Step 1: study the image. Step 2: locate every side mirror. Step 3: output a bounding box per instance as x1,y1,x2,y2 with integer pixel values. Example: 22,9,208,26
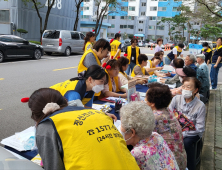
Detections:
23,41,29,45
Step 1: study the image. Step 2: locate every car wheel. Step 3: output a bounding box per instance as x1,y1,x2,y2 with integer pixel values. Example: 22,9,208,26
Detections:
64,47,71,56
33,49,42,60
0,51,4,63
45,52,52,55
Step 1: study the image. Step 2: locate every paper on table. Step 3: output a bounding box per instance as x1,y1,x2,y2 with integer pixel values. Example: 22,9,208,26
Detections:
106,97,127,103
162,65,175,72
139,92,146,97
114,120,121,130
92,104,104,110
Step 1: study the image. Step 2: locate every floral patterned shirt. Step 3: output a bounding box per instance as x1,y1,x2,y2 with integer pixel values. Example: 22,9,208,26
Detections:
153,108,187,170
131,132,179,170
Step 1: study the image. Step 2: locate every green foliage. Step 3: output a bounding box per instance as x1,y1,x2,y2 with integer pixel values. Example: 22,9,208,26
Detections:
29,41,41,45
200,24,222,40
17,29,28,34
146,39,150,42
128,34,134,39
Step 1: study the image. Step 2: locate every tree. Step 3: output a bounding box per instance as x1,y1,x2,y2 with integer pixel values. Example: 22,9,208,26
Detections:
128,34,134,39
73,0,84,31
17,29,28,37
21,0,56,41
157,18,174,40
200,24,222,40
93,0,123,38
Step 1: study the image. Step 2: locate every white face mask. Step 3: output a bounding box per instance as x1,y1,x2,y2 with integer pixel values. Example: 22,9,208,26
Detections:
182,89,193,99
179,76,183,83
92,81,104,93
119,37,121,41
117,125,132,142
203,47,207,50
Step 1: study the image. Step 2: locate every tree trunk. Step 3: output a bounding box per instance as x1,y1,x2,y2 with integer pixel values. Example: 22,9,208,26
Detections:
74,2,81,31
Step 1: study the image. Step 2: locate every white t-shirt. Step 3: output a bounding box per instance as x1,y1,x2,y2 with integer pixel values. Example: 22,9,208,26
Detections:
173,47,184,55
145,61,151,68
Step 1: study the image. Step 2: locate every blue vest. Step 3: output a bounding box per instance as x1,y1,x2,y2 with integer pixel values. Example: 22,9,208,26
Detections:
212,45,222,64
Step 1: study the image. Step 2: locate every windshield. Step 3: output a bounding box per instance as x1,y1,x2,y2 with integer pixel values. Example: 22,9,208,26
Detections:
43,30,60,39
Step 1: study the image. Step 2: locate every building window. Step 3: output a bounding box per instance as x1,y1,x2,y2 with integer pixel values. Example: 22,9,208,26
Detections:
121,16,128,19
157,17,164,21
128,16,135,20
0,10,10,23
148,35,155,40
129,0,136,1
121,7,128,11
109,7,115,11
139,21,143,24
194,22,200,25
159,0,167,1
110,33,114,37
148,26,155,30
157,26,165,30
141,12,145,16
103,15,107,19
151,0,157,1
142,3,146,6
83,0,90,2
120,25,127,29
83,7,89,10
173,7,178,11
156,35,164,39
138,29,143,32
128,25,134,29
81,15,90,19
108,16,115,19
122,0,128,1
149,16,156,20
150,7,157,11
108,24,115,28
129,6,135,11
158,7,167,11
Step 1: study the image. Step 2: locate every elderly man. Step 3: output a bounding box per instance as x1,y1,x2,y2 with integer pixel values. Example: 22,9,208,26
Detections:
196,54,210,103
185,54,197,71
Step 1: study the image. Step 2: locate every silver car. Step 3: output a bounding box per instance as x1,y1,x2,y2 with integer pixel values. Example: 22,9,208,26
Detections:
42,30,85,56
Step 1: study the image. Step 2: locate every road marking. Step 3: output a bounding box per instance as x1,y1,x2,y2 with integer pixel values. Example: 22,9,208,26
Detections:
53,66,78,71
145,54,167,57
0,78,4,80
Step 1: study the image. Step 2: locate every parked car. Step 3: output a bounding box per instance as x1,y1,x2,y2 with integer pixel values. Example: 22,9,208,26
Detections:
138,40,145,47
147,41,156,48
42,30,85,56
121,39,131,52
0,35,44,63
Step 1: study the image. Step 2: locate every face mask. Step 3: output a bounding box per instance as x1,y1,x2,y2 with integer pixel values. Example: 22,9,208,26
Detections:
117,125,132,142
179,76,183,83
119,37,121,41
92,81,104,93
203,47,207,50
182,89,193,99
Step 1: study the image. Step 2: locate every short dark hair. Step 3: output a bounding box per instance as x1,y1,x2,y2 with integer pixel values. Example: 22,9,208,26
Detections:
217,37,222,42
107,59,120,69
202,42,209,47
151,55,161,61
160,50,164,54
154,52,163,57
131,38,138,44
118,57,129,73
182,77,201,93
183,66,196,77
114,33,121,39
173,58,184,68
156,38,163,44
146,83,172,110
93,38,111,51
178,43,185,48
138,54,148,64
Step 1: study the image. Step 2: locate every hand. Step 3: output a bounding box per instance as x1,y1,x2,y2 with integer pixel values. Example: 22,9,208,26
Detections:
157,67,163,70
106,113,117,122
214,64,218,68
171,71,176,74
137,80,147,84
121,93,127,98
159,78,166,83
165,72,171,77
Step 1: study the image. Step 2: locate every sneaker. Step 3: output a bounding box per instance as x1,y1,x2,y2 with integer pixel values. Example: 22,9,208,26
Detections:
210,87,217,90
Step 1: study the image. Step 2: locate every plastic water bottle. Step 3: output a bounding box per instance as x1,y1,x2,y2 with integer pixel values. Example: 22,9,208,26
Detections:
23,136,35,150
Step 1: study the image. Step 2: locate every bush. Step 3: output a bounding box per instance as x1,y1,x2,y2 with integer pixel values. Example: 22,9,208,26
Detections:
29,41,41,45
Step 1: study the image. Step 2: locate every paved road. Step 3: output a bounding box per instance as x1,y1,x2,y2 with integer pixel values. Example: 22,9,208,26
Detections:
0,48,221,141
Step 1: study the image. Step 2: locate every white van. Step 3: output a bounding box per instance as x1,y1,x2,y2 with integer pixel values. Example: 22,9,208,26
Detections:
42,30,85,56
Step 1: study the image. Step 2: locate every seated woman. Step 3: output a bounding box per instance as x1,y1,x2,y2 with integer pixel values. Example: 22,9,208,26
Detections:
145,54,164,77
118,57,147,85
169,77,206,170
102,59,127,98
119,102,179,170
145,83,187,170
131,54,149,77
83,31,96,52
27,88,140,170
78,38,110,74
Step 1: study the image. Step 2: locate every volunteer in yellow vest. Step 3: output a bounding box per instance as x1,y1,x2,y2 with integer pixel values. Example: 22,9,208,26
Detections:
166,43,184,65
28,88,140,170
131,54,149,77
125,38,140,75
82,31,96,52
145,54,166,77
201,42,212,65
102,59,127,98
118,57,147,85
210,37,222,90
78,39,110,74
110,33,122,59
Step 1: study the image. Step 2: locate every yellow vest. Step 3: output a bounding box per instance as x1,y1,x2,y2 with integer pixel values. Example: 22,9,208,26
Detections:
39,107,140,170
127,46,140,65
131,64,146,77
84,41,93,52
77,48,101,74
201,48,212,53
110,40,121,59
106,70,120,92
50,79,94,105
147,60,155,75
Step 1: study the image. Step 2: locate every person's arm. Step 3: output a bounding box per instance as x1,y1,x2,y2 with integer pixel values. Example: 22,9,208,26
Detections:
207,51,212,65
154,70,165,77
139,48,141,54
83,53,99,67
125,46,128,54
134,66,144,75
36,121,65,170
118,76,127,93
164,74,180,84
102,83,126,98
173,48,178,59
145,67,162,73
114,44,121,59
214,49,222,68
118,73,129,85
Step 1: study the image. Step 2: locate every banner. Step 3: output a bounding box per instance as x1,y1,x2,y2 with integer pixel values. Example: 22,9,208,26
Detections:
189,44,202,56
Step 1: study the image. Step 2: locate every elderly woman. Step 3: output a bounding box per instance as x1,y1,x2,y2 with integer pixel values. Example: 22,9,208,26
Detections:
169,77,206,170
119,102,179,170
145,83,187,170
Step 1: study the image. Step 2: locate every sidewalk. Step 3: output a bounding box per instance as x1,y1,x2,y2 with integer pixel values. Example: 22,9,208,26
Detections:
200,85,222,170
